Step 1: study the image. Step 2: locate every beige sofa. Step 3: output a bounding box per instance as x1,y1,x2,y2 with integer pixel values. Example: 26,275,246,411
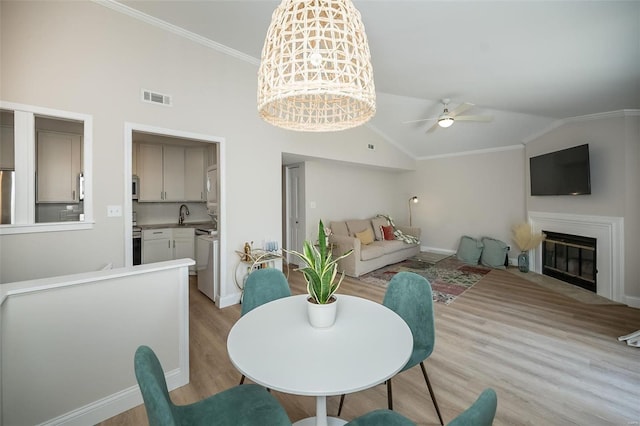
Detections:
329,217,421,277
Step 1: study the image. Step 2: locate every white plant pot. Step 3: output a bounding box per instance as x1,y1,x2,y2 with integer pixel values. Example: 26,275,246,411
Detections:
307,296,338,328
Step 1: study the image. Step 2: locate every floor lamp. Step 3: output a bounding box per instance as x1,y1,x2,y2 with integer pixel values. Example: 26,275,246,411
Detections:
408,196,419,227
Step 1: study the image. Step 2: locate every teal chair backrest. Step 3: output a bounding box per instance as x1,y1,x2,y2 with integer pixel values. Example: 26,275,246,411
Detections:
447,388,497,426
383,271,435,371
241,268,291,316
346,409,416,425
134,345,179,426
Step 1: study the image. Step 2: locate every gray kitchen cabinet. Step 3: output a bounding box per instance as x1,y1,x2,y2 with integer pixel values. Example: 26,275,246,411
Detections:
162,145,185,201
185,146,206,201
36,130,82,203
0,124,14,170
138,144,164,202
137,143,203,202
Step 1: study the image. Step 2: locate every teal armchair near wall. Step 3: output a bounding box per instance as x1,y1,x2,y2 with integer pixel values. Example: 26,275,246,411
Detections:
345,388,497,426
134,345,291,426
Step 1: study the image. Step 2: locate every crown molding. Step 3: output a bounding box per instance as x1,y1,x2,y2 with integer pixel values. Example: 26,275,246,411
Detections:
92,0,260,66
522,109,640,144
417,144,523,161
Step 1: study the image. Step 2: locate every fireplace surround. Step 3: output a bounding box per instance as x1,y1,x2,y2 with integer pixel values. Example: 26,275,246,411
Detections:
528,211,624,302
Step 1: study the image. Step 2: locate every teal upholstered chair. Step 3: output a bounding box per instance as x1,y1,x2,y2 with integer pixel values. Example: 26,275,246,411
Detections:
134,345,292,426
345,388,497,426
345,409,416,426
239,268,291,384
241,268,291,316
338,271,443,425
447,388,497,426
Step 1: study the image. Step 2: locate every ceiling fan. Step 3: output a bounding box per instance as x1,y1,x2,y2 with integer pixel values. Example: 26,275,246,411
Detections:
403,98,493,133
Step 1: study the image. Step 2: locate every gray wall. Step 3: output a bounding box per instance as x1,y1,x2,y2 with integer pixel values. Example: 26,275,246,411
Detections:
0,1,413,297
302,159,407,240
526,113,640,300
1,2,637,304
402,147,527,257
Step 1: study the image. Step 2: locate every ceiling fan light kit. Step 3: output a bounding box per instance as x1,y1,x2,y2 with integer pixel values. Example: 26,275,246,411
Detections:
438,117,454,128
403,98,493,133
257,0,376,132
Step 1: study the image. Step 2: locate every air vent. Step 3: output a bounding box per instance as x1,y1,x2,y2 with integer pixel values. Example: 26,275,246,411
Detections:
141,89,172,106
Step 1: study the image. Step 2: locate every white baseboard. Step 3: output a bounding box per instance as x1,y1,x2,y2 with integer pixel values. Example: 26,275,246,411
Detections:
39,368,187,426
218,291,242,309
421,246,455,255
624,294,640,309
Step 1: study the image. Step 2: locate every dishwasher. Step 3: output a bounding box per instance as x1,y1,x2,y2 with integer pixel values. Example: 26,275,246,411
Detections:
195,228,218,303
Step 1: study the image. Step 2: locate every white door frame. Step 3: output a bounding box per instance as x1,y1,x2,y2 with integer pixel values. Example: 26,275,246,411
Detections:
285,163,305,264
123,123,226,303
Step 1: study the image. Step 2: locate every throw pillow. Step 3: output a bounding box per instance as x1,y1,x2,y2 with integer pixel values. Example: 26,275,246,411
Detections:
381,225,395,241
371,217,388,240
456,236,484,265
480,237,508,269
355,228,374,245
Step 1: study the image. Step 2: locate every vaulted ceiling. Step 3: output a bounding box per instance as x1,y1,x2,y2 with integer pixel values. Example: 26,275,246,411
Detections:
119,0,640,158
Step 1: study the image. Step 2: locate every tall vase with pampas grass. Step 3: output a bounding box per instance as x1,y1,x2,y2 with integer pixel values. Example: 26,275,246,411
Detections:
512,223,546,272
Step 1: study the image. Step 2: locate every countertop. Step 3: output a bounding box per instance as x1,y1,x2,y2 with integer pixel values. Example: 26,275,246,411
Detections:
138,221,216,230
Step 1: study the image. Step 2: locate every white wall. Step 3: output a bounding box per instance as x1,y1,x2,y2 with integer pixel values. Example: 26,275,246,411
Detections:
301,159,408,240
1,260,191,425
526,113,640,300
2,2,636,305
526,115,628,216
401,147,527,257
0,1,414,304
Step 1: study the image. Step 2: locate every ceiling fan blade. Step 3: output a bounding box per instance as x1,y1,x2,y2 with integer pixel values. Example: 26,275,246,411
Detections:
425,121,439,133
450,102,473,117
402,117,438,124
454,115,494,122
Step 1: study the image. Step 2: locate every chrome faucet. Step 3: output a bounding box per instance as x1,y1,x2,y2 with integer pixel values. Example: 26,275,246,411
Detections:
178,204,190,225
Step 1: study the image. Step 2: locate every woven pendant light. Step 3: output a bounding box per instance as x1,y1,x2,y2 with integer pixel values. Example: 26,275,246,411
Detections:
258,0,376,132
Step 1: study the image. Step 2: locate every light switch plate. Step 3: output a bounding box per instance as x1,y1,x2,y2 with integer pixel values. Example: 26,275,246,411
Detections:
107,205,122,217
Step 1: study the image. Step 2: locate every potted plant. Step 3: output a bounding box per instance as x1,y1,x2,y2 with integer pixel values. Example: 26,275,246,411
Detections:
512,222,546,272
286,220,353,327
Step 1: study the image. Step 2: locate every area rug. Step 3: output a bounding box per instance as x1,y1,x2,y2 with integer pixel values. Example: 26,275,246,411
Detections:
358,255,492,304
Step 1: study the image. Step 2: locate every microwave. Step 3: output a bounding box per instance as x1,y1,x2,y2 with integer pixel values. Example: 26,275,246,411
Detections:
132,175,139,200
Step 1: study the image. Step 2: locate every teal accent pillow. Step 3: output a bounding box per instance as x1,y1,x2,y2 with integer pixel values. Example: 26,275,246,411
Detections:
480,237,508,269
456,236,483,265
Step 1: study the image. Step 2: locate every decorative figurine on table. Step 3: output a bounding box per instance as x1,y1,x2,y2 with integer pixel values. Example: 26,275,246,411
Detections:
242,241,252,262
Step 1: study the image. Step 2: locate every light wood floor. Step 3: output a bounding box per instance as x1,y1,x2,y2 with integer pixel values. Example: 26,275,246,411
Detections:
99,266,640,426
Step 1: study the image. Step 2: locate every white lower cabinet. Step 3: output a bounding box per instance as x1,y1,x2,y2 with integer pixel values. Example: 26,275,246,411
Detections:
173,228,196,273
143,228,194,270
142,229,172,264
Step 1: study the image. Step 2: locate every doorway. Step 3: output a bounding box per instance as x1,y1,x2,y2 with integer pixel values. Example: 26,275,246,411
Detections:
284,163,305,264
123,123,226,301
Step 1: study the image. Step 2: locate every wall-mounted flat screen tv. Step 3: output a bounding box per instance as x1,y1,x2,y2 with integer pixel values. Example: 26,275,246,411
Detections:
530,144,591,196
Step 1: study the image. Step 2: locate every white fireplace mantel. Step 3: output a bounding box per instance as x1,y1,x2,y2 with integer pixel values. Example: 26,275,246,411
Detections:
528,211,624,303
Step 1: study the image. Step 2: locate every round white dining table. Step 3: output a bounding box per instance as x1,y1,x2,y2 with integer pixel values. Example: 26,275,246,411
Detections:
227,294,413,426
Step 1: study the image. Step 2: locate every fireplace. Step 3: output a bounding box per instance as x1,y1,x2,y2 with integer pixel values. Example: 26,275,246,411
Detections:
542,231,597,292
528,211,624,303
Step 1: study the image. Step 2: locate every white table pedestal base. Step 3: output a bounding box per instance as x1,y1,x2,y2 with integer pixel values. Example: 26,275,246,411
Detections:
292,395,347,426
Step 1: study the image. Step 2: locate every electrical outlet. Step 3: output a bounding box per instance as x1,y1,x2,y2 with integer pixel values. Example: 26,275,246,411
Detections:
107,205,122,217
